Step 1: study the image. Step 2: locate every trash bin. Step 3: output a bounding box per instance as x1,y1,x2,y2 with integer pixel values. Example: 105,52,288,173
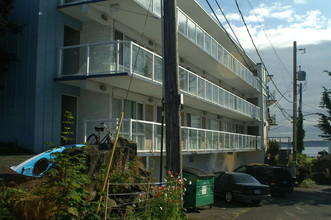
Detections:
183,167,215,209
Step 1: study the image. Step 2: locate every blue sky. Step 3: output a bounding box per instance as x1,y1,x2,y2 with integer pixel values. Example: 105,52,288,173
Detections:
199,0,331,140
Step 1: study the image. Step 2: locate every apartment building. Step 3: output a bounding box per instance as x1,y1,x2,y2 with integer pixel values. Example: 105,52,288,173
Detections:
0,0,272,176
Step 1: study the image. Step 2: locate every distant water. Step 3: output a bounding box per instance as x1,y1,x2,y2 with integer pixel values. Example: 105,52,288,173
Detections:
279,140,330,157
302,140,329,157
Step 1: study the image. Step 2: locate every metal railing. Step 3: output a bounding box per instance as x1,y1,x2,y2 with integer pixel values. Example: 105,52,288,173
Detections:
60,41,260,119
59,0,261,92
84,118,261,153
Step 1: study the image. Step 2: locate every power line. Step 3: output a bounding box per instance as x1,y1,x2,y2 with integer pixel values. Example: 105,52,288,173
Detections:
204,0,256,72
205,0,292,121
233,0,293,112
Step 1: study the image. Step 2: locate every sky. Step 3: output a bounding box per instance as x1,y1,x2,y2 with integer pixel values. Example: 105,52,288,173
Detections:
199,0,331,141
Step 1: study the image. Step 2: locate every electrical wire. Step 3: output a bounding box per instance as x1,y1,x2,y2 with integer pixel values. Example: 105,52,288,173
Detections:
204,0,257,73
206,0,292,121
233,0,293,120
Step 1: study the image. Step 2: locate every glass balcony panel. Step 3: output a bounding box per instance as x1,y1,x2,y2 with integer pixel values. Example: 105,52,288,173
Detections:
212,84,218,103
204,34,211,53
218,45,225,63
61,41,260,119
224,133,230,149
196,26,204,49
137,0,152,9
211,39,217,58
198,77,205,98
62,47,87,75
178,10,187,36
206,81,212,101
181,128,188,151
154,55,163,83
153,0,161,17
187,18,196,43
189,74,197,95
206,131,212,150
89,44,116,74
212,132,218,150
179,68,189,92
132,45,153,78
198,130,205,150
188,129,198,151
219,90,224,106
219,132,224,150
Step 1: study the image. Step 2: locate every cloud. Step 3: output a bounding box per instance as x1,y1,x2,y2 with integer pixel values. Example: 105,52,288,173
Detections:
219,2,331,49
294,0,307,5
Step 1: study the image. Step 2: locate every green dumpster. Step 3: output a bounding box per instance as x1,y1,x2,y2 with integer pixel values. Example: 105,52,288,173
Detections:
183,167,215,209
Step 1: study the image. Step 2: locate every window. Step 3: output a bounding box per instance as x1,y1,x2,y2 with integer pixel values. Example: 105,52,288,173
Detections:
187,113,201,128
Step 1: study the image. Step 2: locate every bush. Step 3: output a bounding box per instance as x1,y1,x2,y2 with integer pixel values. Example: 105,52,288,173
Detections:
296,153,314,183
299,178,317,188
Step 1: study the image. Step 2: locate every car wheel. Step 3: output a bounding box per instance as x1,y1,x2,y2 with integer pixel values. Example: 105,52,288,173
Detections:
225,192,233,203
252,200,261,205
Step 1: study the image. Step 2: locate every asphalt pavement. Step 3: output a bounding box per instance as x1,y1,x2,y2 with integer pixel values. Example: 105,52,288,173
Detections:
188,185,331,220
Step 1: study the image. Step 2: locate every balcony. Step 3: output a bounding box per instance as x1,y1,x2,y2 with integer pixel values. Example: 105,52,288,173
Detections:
58,0,261,94
267,90,276,106
57,41,260,120
84,118,262,154
268,114,277,126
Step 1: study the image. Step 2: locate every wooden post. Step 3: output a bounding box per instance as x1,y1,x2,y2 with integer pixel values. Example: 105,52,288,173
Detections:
163,0,182,175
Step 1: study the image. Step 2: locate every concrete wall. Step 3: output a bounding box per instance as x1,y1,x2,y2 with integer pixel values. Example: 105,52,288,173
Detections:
148,151,265,179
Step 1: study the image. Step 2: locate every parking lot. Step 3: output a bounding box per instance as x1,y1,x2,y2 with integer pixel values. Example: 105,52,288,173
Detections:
188,185,331,220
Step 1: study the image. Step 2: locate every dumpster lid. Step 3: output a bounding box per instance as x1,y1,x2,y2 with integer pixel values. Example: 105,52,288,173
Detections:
183,167,215,177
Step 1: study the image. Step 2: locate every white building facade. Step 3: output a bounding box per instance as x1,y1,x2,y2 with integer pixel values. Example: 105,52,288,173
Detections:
1,0,272,176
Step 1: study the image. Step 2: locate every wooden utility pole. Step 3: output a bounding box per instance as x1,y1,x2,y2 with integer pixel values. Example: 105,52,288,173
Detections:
163,0,182,175
292,41,297,161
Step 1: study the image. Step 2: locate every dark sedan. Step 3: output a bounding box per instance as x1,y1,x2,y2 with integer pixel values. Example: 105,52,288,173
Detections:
214,172,270,204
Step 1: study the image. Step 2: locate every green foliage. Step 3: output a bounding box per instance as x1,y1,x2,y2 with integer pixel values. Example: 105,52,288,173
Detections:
0,146,103,219
132,171,187,220
61,111,74,145
0,0,24,76
42,146,100,219
299,178,317,188
266,140,279,165
317,86,331,141
296,153,314,184
297,111,305,153
144,171,187,220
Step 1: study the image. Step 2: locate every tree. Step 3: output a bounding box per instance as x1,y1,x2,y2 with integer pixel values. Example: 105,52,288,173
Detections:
297,111,305,153
317,71,331,141
0,0,23,76
266,140,279,165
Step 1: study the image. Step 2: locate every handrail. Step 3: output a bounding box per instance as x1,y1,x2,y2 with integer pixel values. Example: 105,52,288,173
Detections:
84,118,261,153
60,41,260,119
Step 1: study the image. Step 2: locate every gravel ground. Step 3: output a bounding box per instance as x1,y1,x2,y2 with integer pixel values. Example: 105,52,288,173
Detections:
0,154,35,186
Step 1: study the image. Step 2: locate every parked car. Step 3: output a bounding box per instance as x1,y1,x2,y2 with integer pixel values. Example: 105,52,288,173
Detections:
214,171,270,204
234,164,294,195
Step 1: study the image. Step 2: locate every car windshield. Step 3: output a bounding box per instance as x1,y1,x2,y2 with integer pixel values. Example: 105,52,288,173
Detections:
233,174,260,184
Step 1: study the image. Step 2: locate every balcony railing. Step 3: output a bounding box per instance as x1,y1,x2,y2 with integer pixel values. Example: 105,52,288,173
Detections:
84,118,261,153
59,0,261,92
59,41,260,119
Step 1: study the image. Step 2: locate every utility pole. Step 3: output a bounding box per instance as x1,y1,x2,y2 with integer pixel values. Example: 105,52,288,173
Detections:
163,0,182,175
292,41,297,161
